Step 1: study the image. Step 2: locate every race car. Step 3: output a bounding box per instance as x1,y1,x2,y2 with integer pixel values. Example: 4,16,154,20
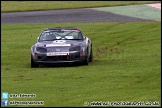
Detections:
31,27,93,68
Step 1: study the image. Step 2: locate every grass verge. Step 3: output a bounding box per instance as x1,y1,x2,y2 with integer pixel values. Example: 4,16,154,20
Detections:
1,1,160,12
1,22,161,107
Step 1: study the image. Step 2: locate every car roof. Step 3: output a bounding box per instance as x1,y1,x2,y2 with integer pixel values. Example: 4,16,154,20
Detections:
45,27,80,31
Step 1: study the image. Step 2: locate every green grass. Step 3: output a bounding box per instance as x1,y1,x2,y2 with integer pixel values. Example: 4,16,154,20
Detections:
1,1,160,12
1,22,161,107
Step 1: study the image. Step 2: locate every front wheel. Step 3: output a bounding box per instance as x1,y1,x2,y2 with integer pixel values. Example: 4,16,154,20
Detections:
89,46,93,62
31,55,39,68
83,58,89,65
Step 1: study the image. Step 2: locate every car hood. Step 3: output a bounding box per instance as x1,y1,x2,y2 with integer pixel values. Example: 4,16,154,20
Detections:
34,40,84,52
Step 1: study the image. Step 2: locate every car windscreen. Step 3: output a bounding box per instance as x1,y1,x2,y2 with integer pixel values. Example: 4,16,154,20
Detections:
39,30,83,41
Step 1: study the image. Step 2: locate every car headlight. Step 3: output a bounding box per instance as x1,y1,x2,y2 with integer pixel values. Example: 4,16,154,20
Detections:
36,47,47,53
69,46,81,51
80,47,86,56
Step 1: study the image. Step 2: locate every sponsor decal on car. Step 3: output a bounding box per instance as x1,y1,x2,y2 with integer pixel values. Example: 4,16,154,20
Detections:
46,52,69,56
76,30,81,32
53,40,66,43
46,44,71,47
61,29,81,32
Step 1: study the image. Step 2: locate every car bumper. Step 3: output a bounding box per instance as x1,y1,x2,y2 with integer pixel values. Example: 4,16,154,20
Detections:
31,52,87,64
33,59,85,65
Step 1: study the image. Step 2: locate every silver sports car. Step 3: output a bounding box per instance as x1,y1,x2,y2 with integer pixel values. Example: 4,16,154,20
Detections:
31,27,93,68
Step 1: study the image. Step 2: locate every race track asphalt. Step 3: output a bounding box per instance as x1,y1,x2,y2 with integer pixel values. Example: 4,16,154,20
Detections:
1,8,152,24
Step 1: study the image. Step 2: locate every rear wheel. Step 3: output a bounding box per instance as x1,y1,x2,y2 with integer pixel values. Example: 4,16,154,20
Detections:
31,55,39,68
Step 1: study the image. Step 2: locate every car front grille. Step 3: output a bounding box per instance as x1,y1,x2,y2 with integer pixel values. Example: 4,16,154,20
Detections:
46,56,67,61
45,52,80,61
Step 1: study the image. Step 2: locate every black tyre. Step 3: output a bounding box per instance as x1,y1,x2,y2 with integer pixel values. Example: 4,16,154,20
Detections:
89,46,93,62
83,58,89,65
31,55,39,68
83,48,89,65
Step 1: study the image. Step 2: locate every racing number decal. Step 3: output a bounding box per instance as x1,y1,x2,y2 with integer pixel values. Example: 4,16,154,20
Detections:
53,40,66,43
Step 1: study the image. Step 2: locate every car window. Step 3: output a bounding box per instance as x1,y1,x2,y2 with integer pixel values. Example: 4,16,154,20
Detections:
39,32,56,41
39,30,83,41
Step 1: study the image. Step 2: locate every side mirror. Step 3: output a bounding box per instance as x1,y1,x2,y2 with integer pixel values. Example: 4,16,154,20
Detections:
37,37,39,42
83,36,86,40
